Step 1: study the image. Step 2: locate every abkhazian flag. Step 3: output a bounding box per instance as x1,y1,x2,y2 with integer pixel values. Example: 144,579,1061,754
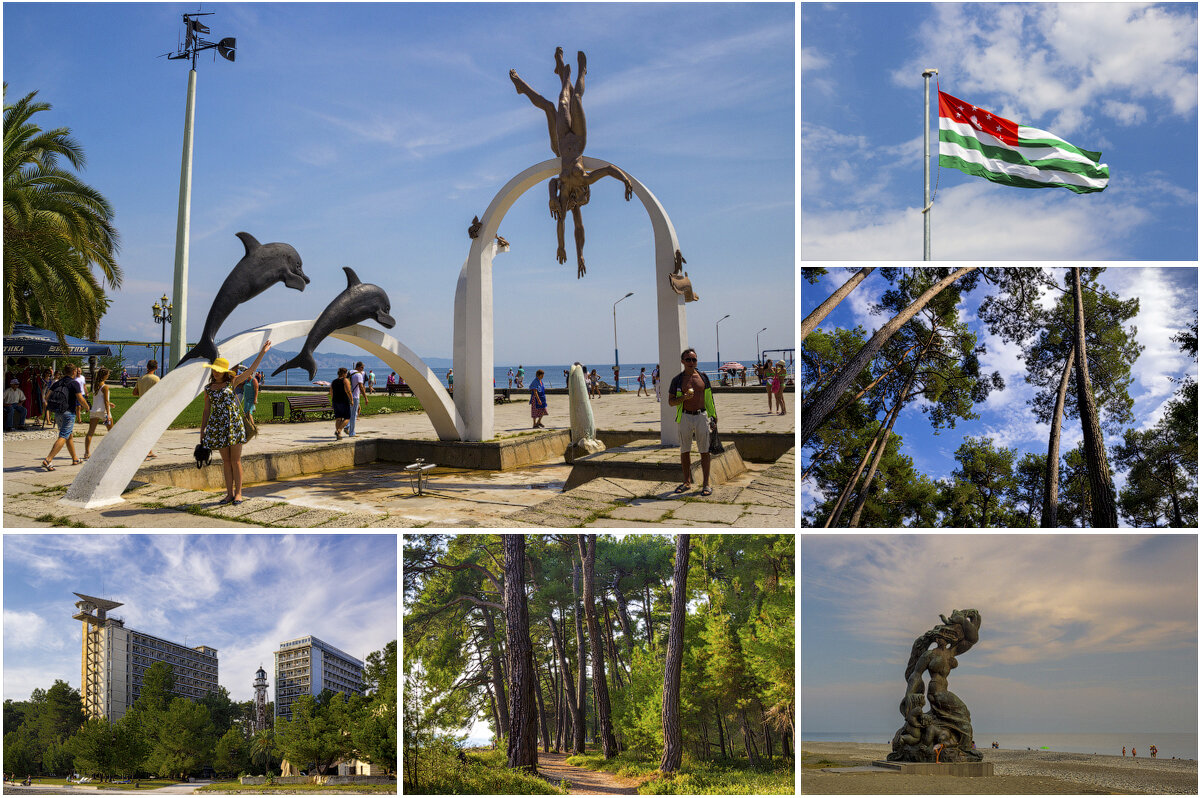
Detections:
938,90,1109,194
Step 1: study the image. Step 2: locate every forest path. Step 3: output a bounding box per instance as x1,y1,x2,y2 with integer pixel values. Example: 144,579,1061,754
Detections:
536,751,649,795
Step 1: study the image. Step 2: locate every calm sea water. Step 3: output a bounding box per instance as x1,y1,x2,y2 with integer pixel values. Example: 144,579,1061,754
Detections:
271,361,778,390
802,731,1198,760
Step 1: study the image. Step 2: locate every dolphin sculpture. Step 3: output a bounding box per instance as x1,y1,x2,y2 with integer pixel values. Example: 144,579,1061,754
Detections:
177,232,310,366
272,266,396,381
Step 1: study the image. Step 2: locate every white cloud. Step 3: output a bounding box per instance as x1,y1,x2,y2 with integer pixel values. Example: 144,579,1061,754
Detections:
3,610,62,650
802,182,1150,260
801,46,829,72
894,4,1197,134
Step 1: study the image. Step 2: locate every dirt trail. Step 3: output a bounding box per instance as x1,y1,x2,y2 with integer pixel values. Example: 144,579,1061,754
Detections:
535,751,648,795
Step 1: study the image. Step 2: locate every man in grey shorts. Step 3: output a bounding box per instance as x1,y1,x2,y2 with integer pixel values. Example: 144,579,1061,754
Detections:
667,347,717,496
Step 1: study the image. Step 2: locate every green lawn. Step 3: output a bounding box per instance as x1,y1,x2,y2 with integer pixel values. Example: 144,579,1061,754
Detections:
27,777,183,789
96,387,423,430
198,781,396,794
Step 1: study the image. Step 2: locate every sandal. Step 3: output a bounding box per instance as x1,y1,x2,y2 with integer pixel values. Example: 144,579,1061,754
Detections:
71,459,83,466
218,495,235,505
40,460,55,472
700,486,713,497
673,483,690,494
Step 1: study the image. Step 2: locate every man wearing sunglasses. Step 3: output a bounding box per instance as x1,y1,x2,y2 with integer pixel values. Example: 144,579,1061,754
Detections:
668,348,717,496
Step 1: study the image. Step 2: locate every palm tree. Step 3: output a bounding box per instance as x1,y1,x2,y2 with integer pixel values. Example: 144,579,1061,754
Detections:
4,84,121,344
250,728,276,775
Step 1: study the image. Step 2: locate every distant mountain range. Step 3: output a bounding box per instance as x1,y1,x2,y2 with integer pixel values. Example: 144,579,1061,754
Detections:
101,344,451,370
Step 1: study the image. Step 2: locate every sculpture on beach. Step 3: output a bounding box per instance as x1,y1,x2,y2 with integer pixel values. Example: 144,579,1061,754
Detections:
177,232,310,366
668,250,699,302
887,609,983,763
272,267,396,380
510,47,634,278
566,363,605,461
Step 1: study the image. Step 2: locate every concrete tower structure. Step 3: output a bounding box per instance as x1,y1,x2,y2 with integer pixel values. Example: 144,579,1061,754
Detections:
72,592,218,721
253,664,269,732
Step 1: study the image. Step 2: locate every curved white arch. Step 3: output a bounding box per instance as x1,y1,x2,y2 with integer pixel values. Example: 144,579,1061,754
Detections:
453,157,688,443
61,320,461,509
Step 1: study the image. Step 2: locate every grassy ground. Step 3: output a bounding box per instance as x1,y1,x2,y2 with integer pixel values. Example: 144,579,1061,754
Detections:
92,387,423,430
27,777,183,789
197,782,395,794
566,751,796,795
403,746,564,795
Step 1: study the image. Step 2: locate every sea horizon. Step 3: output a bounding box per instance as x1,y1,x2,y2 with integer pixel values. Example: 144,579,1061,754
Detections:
801,731,1198,760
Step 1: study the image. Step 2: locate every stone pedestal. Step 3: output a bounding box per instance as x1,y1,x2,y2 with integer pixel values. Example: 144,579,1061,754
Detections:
871,760,994,777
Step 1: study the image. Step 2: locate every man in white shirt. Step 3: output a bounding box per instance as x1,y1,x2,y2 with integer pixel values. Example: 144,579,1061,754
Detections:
347,362,368,436
4,379,28,431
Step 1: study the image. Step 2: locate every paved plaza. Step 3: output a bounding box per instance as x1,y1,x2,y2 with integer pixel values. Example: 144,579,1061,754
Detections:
3,389,794,528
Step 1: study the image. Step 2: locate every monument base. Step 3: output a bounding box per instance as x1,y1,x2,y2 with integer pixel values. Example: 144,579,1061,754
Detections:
562,440,745,491
871,760,994,777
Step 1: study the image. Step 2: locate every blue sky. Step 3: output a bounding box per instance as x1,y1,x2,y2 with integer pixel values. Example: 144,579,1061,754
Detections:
801,534,1198,735
801,2,1198,259
3,534,397,702
800,266,1199,526
3,2,795,367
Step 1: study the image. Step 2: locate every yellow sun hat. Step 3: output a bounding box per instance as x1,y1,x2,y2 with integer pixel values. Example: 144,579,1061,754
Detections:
202,357,236,375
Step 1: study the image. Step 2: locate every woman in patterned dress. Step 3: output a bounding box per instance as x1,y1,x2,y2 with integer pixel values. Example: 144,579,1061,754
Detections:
200,340,272,505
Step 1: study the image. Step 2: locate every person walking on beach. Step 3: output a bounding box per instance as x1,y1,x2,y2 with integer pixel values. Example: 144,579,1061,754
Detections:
446,368,454,395
507,368,514,389
133,359,161,458
1132,747,1136,757
1150,745,1157,758
40,364,88,471
612,364,620,392
121,368,129,388
367,369,376,394
82,368,114,460
652,364,660,399
637,367,648,397
1122,747,1126,757
668,348,717,497
347,362,368,436
517,364,525,389
199,340,272,505
40,368,53,426
530,369,548,428
331,367,352,440
773,359,787,415
763,359,775,413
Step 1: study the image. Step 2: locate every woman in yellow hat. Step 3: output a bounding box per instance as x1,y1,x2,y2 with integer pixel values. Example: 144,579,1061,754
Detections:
200,339,272,505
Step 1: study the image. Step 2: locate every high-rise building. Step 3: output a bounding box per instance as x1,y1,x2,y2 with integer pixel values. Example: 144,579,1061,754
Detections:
72,592,219,721
274,635,363,719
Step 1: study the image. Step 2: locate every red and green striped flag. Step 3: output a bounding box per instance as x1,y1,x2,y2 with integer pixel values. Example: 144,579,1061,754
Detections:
938,90,1109,194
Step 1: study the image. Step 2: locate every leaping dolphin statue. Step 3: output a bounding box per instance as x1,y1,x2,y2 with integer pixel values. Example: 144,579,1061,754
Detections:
178,232,310,366
272,266,396,381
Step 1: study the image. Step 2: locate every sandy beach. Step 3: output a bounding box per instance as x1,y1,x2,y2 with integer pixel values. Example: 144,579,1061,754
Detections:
801,741,1199,795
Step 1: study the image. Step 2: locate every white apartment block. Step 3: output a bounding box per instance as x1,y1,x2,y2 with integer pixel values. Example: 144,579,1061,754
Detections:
274,635,364,719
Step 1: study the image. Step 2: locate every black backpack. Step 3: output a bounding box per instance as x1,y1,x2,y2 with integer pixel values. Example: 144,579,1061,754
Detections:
46,378,74,414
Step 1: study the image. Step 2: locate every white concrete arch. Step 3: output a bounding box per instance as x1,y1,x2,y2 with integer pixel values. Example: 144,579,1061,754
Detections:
61,320,461,509
453,157,688,443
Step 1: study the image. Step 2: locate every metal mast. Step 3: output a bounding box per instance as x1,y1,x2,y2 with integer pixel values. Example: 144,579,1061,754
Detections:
923,68,938,261
163,13,236,370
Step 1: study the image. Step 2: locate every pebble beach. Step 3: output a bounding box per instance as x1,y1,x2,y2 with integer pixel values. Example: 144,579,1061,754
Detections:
801,741,1199,795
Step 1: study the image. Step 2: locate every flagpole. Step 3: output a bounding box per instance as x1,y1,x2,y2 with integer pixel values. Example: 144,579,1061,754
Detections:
923,68,937,261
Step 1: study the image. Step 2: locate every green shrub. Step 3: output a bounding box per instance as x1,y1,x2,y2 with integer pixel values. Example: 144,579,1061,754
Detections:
403,740,564,795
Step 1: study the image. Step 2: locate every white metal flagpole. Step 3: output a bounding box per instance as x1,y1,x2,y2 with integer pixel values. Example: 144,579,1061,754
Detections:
923,68,937,261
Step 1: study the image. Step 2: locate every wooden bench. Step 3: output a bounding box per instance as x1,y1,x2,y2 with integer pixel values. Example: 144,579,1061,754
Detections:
285,395,333,422
387,383,413,396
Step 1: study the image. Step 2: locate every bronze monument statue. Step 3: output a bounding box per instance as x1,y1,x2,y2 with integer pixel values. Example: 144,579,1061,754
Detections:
510,47,633,278
668,250,699,302
888,609,983,763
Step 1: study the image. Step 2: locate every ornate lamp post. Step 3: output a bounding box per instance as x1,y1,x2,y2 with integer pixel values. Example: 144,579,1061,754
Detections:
153,294,173,375
716,314,730,378
756,327,767,365
612,291,633,392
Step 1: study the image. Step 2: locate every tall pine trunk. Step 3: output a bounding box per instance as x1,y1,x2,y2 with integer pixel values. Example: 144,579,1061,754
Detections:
579,535,618,757
548,611,580,755
503,534,538,772
802,265,976,443
801,266,875,342
572,558,587,753
610,574,636,658
714,700,727,759
642,583,655,649
660,534,691,773
535,665,551,753
481,605,509,739
1041,344,1075,527
1071,267,1119,527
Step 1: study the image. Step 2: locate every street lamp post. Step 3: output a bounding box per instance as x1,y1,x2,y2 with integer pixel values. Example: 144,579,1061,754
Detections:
164,12,236,369
756,327,767,365
716,314,730,377
613,291,633,392
153,294,173,375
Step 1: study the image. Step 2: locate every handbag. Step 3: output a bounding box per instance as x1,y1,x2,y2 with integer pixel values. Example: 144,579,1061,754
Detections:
707,417,725,454
193,443,212,469
243,412,258,442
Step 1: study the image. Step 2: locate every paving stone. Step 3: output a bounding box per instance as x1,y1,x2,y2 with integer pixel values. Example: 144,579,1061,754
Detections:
740,504,781,516
317,513,386,528
606,504,671,522
690,485,743,503
368,515,428,528
120,484,173,500
154,490,217,508
583,517,670,528
4,498,49,517
516,511,582,528
670,502,743,525
738,488,793,508
541,495,617,513
240,504,311,525
534,500,600,520
273,508,342,528
674,520,737,527
150,486,201,499
732,509,796,528
207,497,278,519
